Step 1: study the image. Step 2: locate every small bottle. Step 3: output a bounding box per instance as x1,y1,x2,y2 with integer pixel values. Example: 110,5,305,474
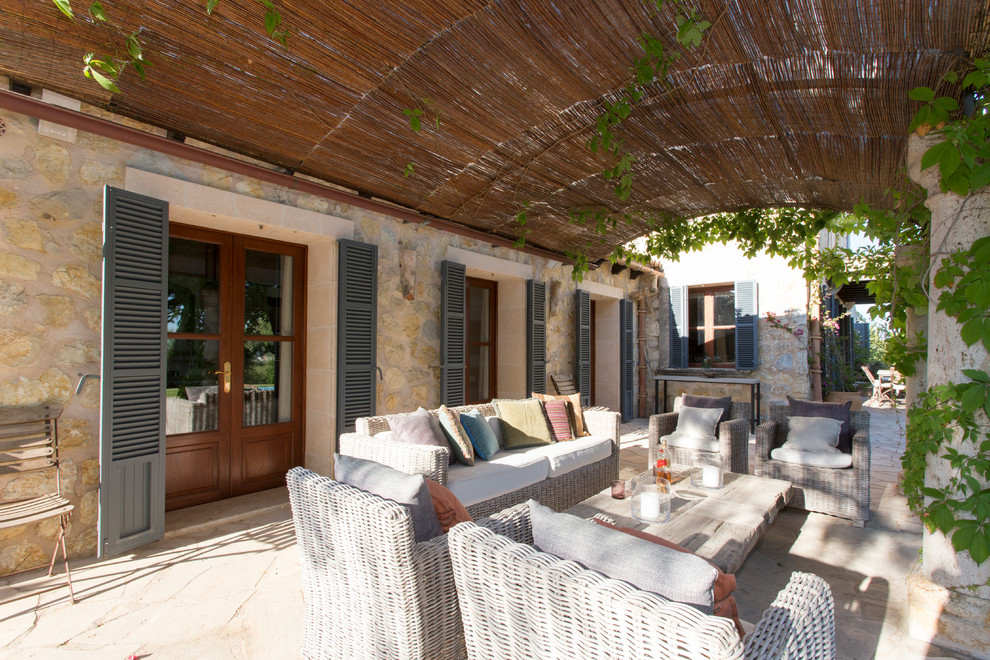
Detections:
655,439,672,484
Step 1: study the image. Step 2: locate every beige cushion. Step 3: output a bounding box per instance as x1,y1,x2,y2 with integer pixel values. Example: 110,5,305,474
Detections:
783,416,842,453
525,435,612,477
675,405,723,439
494,399,553,449
661,431,720,453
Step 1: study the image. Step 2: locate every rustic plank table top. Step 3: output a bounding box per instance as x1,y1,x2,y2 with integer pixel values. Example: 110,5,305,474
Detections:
565,471,792,574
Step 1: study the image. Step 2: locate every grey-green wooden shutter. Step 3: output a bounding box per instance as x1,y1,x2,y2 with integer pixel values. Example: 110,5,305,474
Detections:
98,187,168,558
337,239,378,435
620,299,634,421
734,280,758,369
526,280,547,395
574,290,591,407
441,261,466,406
669,285,688,368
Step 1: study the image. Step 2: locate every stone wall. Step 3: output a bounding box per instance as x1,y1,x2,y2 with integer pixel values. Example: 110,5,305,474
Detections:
0,103,660,574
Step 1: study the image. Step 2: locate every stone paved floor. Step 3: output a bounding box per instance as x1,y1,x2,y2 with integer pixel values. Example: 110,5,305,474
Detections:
0,404,962,658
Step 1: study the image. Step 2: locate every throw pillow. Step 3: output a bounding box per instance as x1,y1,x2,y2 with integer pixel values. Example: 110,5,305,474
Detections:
532,391,589,437
674,405,723,439
484,415,505,448
542,399,573,441
460,409,501,460
787,396,853,453
782,416,843,453
592,518,745,637
681,394,732,438
528,500,718,613
426,479,473,532
333,453,442,542
386,407,449,453
493,399,554,449
438,405,475,466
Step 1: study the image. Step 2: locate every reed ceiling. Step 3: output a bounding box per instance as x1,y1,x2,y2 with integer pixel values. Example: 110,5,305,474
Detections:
1,0,987,258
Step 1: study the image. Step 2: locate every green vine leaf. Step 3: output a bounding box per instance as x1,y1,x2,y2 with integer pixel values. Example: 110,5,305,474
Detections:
206,0,219,14
88,1,106,21
403,162,415,178
53,0,73,20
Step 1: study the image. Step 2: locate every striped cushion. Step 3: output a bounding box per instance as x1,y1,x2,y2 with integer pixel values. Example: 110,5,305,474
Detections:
543,399,573,441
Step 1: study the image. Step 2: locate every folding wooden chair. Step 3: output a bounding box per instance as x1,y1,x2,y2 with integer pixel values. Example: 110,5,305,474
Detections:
861,365,893,407
0,403,75,602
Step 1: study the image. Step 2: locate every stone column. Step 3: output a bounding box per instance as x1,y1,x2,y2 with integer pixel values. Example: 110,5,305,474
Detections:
907,134,990,657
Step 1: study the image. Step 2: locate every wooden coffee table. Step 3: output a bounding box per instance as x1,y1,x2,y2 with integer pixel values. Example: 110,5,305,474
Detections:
565,471,792,574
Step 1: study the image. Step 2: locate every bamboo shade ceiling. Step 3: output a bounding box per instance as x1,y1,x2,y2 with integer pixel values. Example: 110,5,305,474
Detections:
1,0,986,258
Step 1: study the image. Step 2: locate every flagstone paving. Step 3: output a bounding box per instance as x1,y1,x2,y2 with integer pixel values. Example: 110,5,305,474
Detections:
0,404,960,658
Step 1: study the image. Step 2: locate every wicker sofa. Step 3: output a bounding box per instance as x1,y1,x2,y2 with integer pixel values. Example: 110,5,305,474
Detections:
338,402,620,518
449,503,837,660
754,403,871,525
649,398,752,474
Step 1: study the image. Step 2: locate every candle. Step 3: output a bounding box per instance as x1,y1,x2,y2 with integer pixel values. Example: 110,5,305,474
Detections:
639,490,661,520
702,464,721,488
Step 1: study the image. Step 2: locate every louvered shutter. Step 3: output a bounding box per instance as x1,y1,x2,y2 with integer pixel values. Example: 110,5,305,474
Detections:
337,240,378,435
669,285,688,368
527,280,547,395
734,280,758,370
574,290,591,407
441,261,466,406
98,187,168,558
620,299,634,421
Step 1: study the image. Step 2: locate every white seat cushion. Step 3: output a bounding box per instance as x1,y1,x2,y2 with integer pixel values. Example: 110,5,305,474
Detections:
524,435,613,477
771,447,853,468
446,449,549,507
661,431,719,453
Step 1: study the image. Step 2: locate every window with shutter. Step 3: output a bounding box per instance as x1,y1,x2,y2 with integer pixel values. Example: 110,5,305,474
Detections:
669,281,759,370
526,280,546,395
734,280,758,370
620,299,634,421
337,239,378,435
574,290,591,407
441,261,466,406
99,186,169,558
669,285,688,368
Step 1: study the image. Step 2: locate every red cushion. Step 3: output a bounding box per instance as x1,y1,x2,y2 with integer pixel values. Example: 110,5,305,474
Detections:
426,479,473,533
542,399,574,441
592,518,745,637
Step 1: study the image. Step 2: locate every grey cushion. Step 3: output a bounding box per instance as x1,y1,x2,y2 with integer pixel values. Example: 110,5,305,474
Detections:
787,396,852,453
528,500,717,613
681,394,732,437
333,453,442,542
387,407,450,456
771,446,854,468
661,431,720,453
675,406,723,439
782,416,843,453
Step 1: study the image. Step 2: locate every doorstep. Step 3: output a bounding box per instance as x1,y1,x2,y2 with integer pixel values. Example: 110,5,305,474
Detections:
164,487,290,539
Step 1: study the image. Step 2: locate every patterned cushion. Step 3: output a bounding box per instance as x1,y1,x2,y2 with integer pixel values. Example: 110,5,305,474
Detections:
438,405,475,465
533,391,589,436
542,399,573,441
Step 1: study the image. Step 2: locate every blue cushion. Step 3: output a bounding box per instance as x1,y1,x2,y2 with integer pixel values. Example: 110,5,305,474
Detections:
333,453,442,542
529,500,717,613
460,409,500,460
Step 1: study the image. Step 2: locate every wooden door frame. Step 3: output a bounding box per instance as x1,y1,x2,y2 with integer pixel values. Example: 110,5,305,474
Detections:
590,300,597,405
165,224,306,509
465,277,497,404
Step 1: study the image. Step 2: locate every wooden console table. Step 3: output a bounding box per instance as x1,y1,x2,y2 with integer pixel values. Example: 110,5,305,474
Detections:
654,374,761,430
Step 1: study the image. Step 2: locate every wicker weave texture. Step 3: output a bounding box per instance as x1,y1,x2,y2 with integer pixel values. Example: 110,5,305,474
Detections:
449,511,837,660
286,467,466,659
753,404,871,523
648,401,752,474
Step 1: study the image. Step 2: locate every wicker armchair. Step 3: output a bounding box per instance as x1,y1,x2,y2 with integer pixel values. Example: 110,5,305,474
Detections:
754,403,871,526
448,503,836,660
649,400,752,474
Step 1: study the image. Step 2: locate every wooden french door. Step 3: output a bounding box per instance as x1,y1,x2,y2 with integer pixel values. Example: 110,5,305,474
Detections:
164,225,305,510
465,277,497,404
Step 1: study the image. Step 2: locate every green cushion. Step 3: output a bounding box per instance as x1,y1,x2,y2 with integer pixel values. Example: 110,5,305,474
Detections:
493,399,553,449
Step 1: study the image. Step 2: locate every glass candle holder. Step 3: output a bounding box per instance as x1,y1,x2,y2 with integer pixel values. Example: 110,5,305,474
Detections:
610,479,626,499
630,474,671,524
691,451,724,489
